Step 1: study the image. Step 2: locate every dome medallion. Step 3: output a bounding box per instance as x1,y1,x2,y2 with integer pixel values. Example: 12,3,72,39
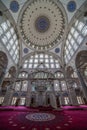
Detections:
35,16,50,33
18,0,67,50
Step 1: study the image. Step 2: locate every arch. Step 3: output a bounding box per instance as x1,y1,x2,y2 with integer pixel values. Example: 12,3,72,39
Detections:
66,66,74,78
54,71,64,78
76,50,87,82
0,12,19,64
0,51,8,85
9,66,16,78
29,70,55,79
75,50,87,101
22,51,62,64
62,1,87,65
76,50,87,69
18,71,28,78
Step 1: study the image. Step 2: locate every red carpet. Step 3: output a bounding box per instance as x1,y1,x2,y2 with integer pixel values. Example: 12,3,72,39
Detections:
0,105,87,130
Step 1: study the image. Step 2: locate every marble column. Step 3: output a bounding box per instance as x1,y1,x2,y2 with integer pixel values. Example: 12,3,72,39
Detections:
2,73,17,106
0,71,5,88
35,92,38,106
2,83,14,106
67,79,78,105
50,82,57,109
59,81,65,105
64,68,73,105
65,79,74,105
38,92,44,106
49,91,57,109
26,79,32,106
68,85,78,105
77,69,87,100
43,92,46,106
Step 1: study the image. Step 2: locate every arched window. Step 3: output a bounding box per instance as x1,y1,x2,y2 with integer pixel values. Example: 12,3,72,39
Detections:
21,81,28,91
72,82,78,88
71,71,78,78
15,81,28,92
54,81,60,91
18,72,28,78
29,71,54,80
61,81,67,91
15,82,21,91
84,66,87,76
23,53,60,69
55,71,64,78
5,72,11,78
15,72,28,92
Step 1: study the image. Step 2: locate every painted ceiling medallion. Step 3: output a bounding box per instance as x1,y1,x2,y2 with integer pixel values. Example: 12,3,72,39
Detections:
55,48,60,53
23,48,29,54
19,0,66,50
35,16,50,33
10,1,19,13
67,1,76,12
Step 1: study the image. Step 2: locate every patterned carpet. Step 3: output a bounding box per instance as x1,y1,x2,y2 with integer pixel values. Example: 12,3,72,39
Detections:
15,111,70,130
0,106,87,130
26,113,55,121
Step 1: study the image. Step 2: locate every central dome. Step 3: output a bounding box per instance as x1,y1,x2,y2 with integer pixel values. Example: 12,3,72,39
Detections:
18,0,67,50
